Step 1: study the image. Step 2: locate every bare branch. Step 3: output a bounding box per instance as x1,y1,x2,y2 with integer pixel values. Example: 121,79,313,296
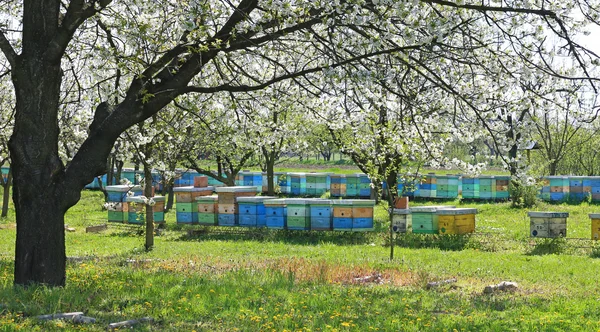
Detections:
0,30,17,67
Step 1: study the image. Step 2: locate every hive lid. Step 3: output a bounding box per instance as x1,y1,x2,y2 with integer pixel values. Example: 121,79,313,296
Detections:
263,198,287,205
436,208,478,215
347,199,375,206
215,186,257,193
589,213,600,219
152,195,166,202
330,174,347,178
195,195,219,201
393,209,411,215
527,211,569,218
478,175,495,179
332,199,354,205
287,172,307,176
410,205,456,213
106,185,142,192
236,196,278,203
285,198,312,205
173,186,215,192
125,196,147,203
309,199,332,205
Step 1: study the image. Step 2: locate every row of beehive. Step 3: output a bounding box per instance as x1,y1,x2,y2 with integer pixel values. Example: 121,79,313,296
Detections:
177,186,375,231
397,174,510,200
392,206,477,235
540,176,600,202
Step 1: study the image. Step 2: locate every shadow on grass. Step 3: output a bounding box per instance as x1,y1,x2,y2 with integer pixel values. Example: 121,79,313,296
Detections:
393,233,473,251
172,226,378,246
526,238,567,256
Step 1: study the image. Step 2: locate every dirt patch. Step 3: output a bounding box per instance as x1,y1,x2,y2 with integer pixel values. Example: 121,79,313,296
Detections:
0,223,15,230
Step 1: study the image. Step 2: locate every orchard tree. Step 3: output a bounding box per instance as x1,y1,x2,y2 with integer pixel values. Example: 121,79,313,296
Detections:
0,0,597,287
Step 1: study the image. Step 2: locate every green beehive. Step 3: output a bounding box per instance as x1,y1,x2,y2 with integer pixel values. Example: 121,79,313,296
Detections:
410,205,455,234
345,174,360,197
286,198,311,230
196,195,218,226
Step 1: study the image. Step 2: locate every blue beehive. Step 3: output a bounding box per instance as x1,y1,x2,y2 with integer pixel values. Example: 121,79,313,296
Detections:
332,200,353,230
462,177,479,199
358,173,371,198
289,173,307,196
569,176,585,201
330,174,347,198
310,199,332,230
237,196,277,227
106,185,142,202
264,199,287,229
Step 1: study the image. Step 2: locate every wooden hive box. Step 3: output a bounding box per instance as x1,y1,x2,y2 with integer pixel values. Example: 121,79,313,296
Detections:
196,195,218,226
350,199,375,231
410,205,456,234
332,199,353,230
310,199,332,230
528,211,568,238
392,209,411,233
590,213,600,240
264,199,287,229
436,208,477,235
286,198,311,230
236,196,277,227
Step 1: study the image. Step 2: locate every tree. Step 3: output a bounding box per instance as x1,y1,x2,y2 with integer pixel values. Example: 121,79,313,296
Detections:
0,0,597,286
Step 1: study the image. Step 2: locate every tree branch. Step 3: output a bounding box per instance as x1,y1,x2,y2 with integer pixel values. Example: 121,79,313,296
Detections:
0,30,18,67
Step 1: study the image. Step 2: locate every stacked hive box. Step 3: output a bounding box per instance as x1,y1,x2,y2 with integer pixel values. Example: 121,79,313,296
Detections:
592,178,600,202
215,186,257,226
310,199,332,230
583,177,593,200
289,173,307,196
417,174,436,199
437,208,477,235
125,196,166,224
357,174,371,198
121,168,137,185
351,199,375,231
194,175,208,188
495,176,510,200
174,186,214,224
436,175,449,198
346,174,360,197
277,173,290,194
286,198,311,230
590,214,600,240
569,176,585,201
392,209,411,233
306,173,329,196
410,205,455,234
196,195,218,226
330,174,347,197
462,177,479,199
237,196,277,227
106,185,142,223
332,200,353,230
237,171,263,193
478,176,495,200
264,198,287,229
542,176,569,201
528,211,568,238
447,175,460,199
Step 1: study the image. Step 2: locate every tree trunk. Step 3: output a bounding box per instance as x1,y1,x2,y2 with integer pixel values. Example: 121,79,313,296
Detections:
2,167,11,218
144,166,154,251
9,34,68,285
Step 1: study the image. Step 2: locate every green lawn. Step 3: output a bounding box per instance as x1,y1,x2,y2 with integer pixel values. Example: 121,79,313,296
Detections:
1,190,600,331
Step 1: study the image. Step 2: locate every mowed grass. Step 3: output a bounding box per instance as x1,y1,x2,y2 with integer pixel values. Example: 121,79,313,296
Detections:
2,190,600,330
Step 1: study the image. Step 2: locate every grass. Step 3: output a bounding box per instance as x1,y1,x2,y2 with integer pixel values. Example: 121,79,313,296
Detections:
2,189,600,330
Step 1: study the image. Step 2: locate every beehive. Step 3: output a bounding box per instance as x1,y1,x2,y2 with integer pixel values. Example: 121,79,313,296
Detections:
528,211,568,238
478,176,495,200
196,195,218,226
125,196,147,224
416,173,436,199
289,173,307,196
350,199,375,231
264,199,287,229
106,185,142,202
494,176,510,200
310,199,332,230
152,196,166,223
569,176,585,201
193,176,208,188
107,202,128,223
121,168,137,185
261,172,280,194
591,177,600,202
590,213,600,240
306,173,329,197
237,196,277,227
547,176,569,202
286,198,311,230
410,205,456,234
215,186,257,226
392,209,411,233
357,173,372,198
330,174,347,198
397,174,418,198
332,200,353,230
345,174,360,197
174,186,215,224
461,177,479,199
436,208,477,235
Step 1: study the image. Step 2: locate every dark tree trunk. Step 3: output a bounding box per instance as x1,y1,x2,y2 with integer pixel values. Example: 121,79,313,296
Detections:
1,167,11,218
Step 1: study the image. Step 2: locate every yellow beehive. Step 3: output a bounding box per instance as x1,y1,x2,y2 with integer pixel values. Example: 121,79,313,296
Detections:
436,208,477,235
590,214,600,240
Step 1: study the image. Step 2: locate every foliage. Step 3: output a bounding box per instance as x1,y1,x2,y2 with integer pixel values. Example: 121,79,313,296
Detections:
509,179,539,208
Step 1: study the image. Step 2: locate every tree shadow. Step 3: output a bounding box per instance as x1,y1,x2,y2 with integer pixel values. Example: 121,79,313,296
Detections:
173,226,377,246
526,238,566,256
393,233,472,251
